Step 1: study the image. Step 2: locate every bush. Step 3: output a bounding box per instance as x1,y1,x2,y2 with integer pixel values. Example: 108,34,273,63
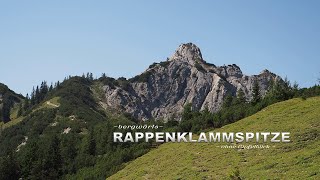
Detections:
149,62,158,69
159,61,170,68
129,71,153,83
194,62,206,73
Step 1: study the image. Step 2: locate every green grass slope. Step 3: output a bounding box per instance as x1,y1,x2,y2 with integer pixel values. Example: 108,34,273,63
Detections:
109,97,320,179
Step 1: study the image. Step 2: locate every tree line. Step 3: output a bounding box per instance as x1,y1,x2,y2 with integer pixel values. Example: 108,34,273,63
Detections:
176,78,320,133
15,72,99,120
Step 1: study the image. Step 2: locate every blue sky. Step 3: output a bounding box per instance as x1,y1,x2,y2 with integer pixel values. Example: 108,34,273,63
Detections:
0,1,320,95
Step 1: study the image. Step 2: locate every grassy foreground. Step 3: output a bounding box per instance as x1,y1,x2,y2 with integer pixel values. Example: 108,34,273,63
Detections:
109,97,320,179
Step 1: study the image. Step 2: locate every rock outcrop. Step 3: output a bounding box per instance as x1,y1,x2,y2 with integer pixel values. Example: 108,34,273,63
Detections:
101,43,281,120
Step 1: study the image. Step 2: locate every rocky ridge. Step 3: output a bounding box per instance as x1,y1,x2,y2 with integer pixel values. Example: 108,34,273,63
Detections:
100,43,281,120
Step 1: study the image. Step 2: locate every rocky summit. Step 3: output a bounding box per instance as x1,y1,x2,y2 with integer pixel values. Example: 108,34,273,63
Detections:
101,43,281,120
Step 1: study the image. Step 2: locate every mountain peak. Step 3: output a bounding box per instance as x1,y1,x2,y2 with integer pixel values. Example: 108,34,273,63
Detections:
260,69,271,74
101,44,281,120
169,43,203,63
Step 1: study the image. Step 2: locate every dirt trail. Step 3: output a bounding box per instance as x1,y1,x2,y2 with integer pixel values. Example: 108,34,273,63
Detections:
46,101,59,108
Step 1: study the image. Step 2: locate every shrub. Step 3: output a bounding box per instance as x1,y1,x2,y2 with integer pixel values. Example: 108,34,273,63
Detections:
159,61,170,68
129,71,153,83
194,62,206,73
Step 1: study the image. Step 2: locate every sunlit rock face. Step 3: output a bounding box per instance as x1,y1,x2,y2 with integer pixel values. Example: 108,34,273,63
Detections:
101,43,280,120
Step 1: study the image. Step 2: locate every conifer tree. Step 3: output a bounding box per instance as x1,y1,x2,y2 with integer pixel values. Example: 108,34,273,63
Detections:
0,93,15,123
56,81,61,89
17,103,23,117
30,87,36,105
182,103,193,121
236,89,246,104
35,86,40,104
45,135,62,178
89,73,94,81
252,80,261,104
20,141,39,178
223,93,234,108
23,94,30,111
81,130,96,156
0,154,20,179
49,83,53,92
40,81,48,101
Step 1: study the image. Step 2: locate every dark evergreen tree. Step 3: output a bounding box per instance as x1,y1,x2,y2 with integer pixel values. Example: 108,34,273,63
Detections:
43,135,62,179
17,103,23,117
236,89,246,104
23,94,30,111
35,86,40,104
60,134,77,174
0,109,2,123
89,73,94,81
181,103,193,121
56,81,61,89
49,83,53,92
0,154,20,180
40,81,48,101
1,95,12,123
30,87,36,105
223,93,234,108
201,107,214,129
81,130,96,156
179,103,194,131
252,80,261,104
292,81,299,97
282,77,293,100
19,141,39,178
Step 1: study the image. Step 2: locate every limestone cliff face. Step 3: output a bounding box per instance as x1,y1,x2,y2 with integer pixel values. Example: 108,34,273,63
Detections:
101,43,281,120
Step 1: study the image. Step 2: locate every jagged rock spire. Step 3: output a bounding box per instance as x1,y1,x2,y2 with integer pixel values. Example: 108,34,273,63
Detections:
169,43,204,64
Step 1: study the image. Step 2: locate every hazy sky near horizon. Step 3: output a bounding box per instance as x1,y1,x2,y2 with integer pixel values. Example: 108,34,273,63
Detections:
1,1,320,95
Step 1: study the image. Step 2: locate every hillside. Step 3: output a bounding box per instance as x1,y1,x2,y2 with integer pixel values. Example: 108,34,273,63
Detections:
0,83,23,124
109,97,320,179
0,77,153,180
